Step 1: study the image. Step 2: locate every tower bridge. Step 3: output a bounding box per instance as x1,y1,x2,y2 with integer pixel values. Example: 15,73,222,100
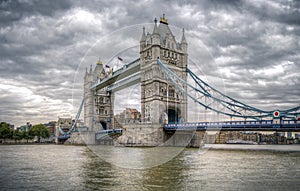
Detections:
80,15,300,146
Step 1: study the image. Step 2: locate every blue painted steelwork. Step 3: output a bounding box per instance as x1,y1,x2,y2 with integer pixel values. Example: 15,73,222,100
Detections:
57,134,71,140
97,129,122,135
157,59,300,120
58,99,84,135
164,120,300,131
95,129,122,140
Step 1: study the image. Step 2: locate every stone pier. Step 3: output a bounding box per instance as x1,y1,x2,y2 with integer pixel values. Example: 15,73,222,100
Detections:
117,124,164,146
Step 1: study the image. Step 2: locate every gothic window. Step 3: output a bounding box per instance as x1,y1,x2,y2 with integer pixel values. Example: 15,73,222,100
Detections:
169,89,175,97
167,51,170,57
104,110,107,114
145,105,150,121
99,109,104,114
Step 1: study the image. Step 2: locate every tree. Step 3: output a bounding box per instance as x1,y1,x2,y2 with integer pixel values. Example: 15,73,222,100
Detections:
0,122,12,143
29,124,50,143
21,131,31,143
12,130,23,143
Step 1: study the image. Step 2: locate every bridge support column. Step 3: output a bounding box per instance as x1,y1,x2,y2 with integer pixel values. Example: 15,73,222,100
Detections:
117,124,164,146
109,92,114,129
163,131,206,147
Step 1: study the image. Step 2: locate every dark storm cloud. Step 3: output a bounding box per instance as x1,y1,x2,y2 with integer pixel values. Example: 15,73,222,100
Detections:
0,0,299,126
243,0,300,26
0,0,72,25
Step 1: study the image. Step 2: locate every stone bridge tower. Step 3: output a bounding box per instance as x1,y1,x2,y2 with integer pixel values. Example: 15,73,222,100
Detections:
84,59,114,131
140,15,188,124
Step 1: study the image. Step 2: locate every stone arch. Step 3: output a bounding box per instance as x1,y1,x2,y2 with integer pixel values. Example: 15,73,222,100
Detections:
100,120,107,130
166,107,181,124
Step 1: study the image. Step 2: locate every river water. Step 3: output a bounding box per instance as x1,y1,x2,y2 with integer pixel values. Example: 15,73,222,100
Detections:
0,145,299,191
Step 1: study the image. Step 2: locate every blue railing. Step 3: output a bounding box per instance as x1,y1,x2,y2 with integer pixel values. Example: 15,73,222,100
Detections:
96,129,123,135
164,120,300,131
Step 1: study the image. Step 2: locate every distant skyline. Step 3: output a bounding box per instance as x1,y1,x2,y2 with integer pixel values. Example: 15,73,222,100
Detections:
0,0,299,126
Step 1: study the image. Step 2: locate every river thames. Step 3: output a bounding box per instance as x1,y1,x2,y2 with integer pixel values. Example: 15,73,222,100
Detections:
0,145,299,191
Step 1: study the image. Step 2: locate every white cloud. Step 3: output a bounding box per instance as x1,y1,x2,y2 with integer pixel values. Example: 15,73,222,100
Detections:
0,0,300,126
0,79,74,126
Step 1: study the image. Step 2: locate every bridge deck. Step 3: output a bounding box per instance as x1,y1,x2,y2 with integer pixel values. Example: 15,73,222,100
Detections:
95,129,123,140
164,120,300,131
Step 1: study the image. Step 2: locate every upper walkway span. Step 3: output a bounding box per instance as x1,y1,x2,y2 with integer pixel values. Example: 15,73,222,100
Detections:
90,58,140,92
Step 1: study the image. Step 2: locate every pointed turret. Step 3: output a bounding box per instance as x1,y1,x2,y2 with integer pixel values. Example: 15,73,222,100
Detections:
152,18,159,35
85,67,88,75
140,26,146,50
180,28,188,68
180,28,187,54
93,58,105,80
89,64,93,73
152,18,160,46
140,26,146,42
181,28,187,44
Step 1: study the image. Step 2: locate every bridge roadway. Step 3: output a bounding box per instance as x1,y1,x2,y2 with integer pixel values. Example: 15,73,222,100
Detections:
95,120,300,138
164,120,300,131
90,58,141,92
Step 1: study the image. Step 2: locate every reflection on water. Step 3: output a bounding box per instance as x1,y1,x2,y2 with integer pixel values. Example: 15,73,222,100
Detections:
0,145,299,191
83,147,187,191
88,145,188,169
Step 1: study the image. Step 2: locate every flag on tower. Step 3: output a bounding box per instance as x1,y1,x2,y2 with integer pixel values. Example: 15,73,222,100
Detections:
117,56,123,61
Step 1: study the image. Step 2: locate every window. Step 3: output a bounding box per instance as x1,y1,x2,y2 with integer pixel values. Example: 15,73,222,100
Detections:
169,89,175,97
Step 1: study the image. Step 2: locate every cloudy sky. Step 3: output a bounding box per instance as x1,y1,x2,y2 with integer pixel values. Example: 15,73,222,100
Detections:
0,0,299,127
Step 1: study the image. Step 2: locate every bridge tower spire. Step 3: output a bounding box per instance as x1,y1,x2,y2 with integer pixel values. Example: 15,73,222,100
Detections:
140,15,188,124
140,26,146,50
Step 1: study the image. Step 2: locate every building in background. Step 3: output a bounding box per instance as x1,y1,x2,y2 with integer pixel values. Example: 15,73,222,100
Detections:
115,108,141,124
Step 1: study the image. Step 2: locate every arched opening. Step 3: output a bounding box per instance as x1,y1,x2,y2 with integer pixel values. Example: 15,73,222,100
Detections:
100,121,107,130
167,108,179,124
